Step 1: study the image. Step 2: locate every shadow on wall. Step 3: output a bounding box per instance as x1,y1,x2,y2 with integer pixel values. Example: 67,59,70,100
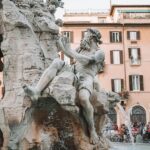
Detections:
0,13,4,98
0,128,4,148
0,34,3,71
0,1,2,9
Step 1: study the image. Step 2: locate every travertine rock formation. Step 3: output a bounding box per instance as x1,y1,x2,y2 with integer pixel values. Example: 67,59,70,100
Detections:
0,0,120,150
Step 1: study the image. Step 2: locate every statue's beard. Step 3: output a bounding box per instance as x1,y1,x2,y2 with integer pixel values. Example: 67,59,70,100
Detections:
80,36,91,51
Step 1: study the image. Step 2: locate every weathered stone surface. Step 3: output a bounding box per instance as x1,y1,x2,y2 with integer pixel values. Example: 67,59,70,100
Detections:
0,0,120,150
50,71,76,106
0,108,10,149
2,0,31,27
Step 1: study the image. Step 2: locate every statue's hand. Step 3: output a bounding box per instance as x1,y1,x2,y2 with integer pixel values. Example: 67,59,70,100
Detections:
89,55,95,63
57,36,71,53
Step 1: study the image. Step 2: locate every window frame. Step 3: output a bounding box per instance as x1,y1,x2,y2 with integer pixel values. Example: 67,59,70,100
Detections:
129,75,144,91
81,31,88,39
127,31,140,41
110,31,122,43
110,50,123,65
128,48,141,65
62,31,74,43
111,79,124,93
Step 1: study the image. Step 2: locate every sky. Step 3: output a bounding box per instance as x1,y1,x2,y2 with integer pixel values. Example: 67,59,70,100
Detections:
55,0,150,18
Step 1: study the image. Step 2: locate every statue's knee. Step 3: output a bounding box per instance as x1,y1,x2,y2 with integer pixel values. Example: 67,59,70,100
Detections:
80,98,91,108
51,59,64,70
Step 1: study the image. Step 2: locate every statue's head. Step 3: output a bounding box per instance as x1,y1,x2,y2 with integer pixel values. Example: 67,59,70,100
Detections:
55,19,63,27
48,4,56,14
30,0,46,9
80,28,102,51
87,28,102,44
47,0,64,8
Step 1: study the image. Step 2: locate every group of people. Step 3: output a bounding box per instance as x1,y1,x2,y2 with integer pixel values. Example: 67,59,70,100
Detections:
106,122,150,143
142,122,150,141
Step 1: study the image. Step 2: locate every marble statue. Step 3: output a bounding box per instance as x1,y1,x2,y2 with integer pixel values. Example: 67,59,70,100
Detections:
23,28,105,145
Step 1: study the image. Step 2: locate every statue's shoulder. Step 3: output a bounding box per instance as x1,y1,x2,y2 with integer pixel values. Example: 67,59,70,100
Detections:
95,49,105,62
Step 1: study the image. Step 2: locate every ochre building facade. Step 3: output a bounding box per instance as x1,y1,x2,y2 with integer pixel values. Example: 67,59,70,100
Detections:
61,5,150,126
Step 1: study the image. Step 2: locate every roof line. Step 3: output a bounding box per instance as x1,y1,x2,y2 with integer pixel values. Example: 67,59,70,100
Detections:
110,5,150,15
63,22,150,27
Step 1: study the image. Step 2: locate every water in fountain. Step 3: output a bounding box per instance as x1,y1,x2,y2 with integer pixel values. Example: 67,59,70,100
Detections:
117,103,134,145
111,143,150,150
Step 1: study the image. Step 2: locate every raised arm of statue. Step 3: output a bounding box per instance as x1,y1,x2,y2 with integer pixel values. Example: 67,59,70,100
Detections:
56,37,95,65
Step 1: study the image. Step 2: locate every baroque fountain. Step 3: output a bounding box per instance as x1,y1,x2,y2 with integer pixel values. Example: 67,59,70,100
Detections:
0,0,149,150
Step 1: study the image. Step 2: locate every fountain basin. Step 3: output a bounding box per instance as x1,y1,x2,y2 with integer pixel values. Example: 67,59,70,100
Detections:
111,143,150,150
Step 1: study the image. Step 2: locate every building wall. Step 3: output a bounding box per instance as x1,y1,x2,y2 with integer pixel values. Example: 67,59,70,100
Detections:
124,26,150,124
62,7,150,126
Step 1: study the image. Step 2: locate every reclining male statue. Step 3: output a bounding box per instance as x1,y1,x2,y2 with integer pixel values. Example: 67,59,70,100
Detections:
23,28,105,144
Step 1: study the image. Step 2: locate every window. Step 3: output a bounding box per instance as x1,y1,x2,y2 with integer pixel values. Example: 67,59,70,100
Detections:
59,52,73,65
131,106,146,124
62,31,73,43
127,31,140,40
128,48,141,65
110,50,123,64
98,17,106,23
110,31,122,43
129,75,144,91
81,31,88,39
111,79,124,93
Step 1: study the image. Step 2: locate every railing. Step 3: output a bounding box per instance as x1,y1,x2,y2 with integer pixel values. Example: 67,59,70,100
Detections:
64,8,109,14
123,13,150,19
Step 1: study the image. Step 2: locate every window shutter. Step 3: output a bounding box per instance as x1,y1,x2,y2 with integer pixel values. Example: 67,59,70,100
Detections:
120,51,123,64
70,31,74,43
0,34,3,43
121,79,124,91
111,79,115,92
0,49,3,58
137,48,141,59
2,86,5,98
0,59,3,72
127,31,130,40
110,32,113,42
129,75,133,91
140,75,144,91
137,31,140,40
119,32,122,42
110,51,113,64
128,48,131,58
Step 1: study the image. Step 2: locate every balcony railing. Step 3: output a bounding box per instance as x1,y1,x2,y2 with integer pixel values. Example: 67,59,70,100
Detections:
64,9,109,14
123,13,150,19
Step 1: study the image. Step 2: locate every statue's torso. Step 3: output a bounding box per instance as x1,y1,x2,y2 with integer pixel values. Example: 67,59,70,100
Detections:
74,49,103,78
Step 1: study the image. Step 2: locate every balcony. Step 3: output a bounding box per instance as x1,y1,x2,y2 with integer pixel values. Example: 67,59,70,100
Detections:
116,12,150,24
123,13,150,19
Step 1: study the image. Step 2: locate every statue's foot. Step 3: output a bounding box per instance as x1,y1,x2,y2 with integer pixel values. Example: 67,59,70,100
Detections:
8,141,18,150
90,131,100,145
23,85,40,101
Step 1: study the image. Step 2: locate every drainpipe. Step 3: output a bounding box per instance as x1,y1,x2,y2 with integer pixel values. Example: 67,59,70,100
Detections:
122,14,127,91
